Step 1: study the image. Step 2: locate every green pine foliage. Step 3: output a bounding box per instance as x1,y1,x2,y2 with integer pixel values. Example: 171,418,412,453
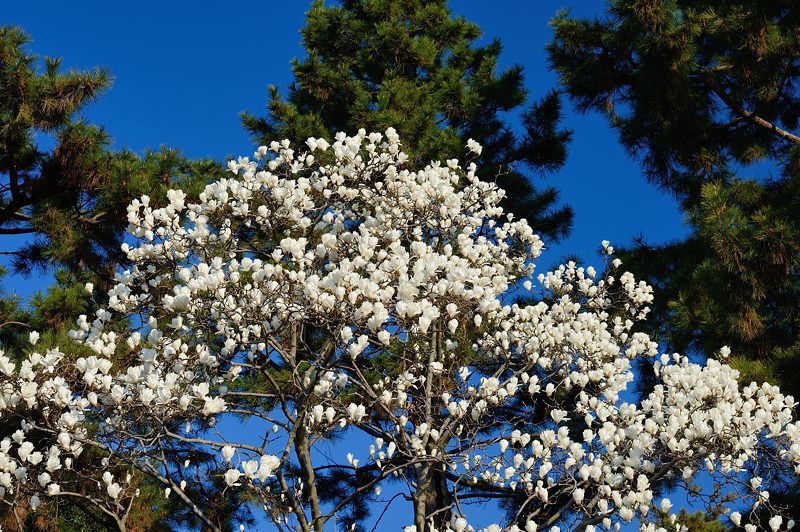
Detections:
549,1,800,394
0,25,217,284
243,0,573,242
0,24,221,337
549,0,800,195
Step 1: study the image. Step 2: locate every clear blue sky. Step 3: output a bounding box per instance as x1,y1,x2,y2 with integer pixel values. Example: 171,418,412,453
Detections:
3,0,687,281
3,1,691,529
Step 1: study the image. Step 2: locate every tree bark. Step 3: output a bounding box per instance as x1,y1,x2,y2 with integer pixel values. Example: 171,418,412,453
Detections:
295,424,324,532
413,462,452,531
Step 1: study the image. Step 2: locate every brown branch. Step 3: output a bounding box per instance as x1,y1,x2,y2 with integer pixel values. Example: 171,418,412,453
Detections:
0,321,32,329
705,75,800,144
29,424,221,532
79,212,106,224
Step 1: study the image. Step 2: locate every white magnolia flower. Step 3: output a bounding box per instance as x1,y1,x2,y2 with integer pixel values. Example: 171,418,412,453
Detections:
107,482,122,499
466,138,483,155
224,468,242,487
221,445,235,463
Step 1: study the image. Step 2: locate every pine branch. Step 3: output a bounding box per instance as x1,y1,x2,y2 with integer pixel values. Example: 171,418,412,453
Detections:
704,75,800,144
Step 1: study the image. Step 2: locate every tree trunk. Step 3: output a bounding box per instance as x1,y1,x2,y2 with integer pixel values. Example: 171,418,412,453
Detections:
296,424,324,532
413,462,452,531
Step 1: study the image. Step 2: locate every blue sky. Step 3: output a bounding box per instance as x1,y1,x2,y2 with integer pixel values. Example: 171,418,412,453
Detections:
3,0,687,284
3,1,693,529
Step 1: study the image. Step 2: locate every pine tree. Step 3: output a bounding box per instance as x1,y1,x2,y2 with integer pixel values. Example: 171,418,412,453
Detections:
548,1,800,391
0,25,216,286
549,0,800,196
242,0,573,242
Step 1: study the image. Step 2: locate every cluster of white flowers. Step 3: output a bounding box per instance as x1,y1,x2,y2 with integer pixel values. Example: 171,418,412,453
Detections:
0,129,797,531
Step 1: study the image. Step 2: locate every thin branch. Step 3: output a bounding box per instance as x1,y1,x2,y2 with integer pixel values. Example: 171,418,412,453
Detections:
369,492,406,532
705,74,800,144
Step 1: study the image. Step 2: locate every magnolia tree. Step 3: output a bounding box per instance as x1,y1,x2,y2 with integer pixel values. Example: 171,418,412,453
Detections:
0,129,798,532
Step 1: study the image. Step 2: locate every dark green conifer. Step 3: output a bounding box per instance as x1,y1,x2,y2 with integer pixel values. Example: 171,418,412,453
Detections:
549,0,800,392
0,25,215,287
243,0,573,241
